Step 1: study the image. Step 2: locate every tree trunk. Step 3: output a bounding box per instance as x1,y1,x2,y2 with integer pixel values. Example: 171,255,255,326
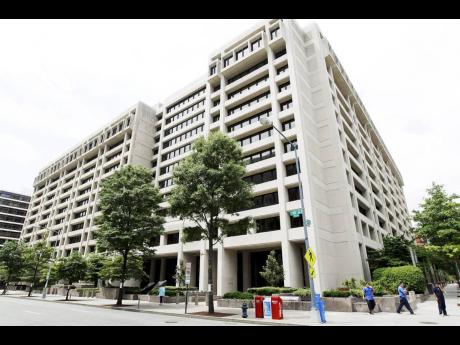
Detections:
117,251,128,306
66,287,70,301
208,238,214,313
2,274,10,295
28,264,39,297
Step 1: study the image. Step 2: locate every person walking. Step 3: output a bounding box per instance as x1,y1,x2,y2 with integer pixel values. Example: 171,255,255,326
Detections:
396,282,415,314
362,282,376,314
158,286,165,305
433,282,447,316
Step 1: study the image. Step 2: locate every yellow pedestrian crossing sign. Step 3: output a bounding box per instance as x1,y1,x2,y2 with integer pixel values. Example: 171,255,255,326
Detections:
305,248,316,267
309,266,316,278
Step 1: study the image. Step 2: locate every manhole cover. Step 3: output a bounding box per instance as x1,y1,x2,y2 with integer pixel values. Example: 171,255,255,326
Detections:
164,321,178,324
419,322,438,325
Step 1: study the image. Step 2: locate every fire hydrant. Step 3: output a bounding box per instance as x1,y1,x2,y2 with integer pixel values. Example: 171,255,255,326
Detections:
242,302,248,318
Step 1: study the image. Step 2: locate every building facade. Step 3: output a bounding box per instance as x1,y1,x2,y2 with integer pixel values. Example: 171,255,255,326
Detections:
22,19,411,294
0,190,30,245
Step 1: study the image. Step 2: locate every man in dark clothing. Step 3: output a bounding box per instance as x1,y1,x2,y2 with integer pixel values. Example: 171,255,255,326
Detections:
433,283,447,316
396,282,415,314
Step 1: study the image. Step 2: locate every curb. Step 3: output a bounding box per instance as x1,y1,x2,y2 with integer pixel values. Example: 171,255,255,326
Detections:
0,295,304,326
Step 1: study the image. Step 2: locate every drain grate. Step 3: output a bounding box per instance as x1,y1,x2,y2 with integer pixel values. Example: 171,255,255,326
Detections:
419,321,438,325
164,321,178,324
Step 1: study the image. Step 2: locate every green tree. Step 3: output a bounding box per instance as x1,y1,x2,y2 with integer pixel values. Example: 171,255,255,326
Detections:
85,253,106,287
367,235,413,274
94,165,164,306
23,237,54,297
169,132,253,313
99,254,147,283
413,183,460,279
55,252,88,300
259,250,284,287
0,240,27,294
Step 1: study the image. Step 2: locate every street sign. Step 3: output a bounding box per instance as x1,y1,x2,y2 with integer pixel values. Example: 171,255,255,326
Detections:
185,262,192,285
309,266,316,278
305,247,316,267
289,209,302,218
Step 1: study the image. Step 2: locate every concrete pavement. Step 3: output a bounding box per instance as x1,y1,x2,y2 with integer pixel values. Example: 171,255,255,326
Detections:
1,284,459,326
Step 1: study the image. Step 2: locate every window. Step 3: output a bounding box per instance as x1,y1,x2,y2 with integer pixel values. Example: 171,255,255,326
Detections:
280,99,293,111
74,211,86,219
277,65,288,75
223,55,233,67
251,38,262,51
238,128,273,147
161,143,192,162
242,147,275,165
212,115,220,123
165,100,205,125
228,109,271,132
245,191,278,210
72,222,84,231
270,27,280,40
235,46,249,61
159,162,180,176
287,186,300,201
256,216,280,233
227,59,268,85
164,112,204,136
285,163,300,176
166,232,179,245
284,139,298,153
274,48,286,59
282,118,295,131
163,125,204,149
227,75,269,100
68,235,81,244
166,87,206,114
244,168,277,185
278,81,290,92
210,65,216,75
289,214,303,228
77,199,89,207
159,179,173,189
227,92,270,116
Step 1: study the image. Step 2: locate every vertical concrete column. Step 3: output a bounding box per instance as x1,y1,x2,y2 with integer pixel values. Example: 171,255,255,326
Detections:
198,243,208,292
281,241,304,288
149,259,156,283
159,258,166,281
176,229,184,287
217,247,237,296
242,251,251,291
189,255,198,288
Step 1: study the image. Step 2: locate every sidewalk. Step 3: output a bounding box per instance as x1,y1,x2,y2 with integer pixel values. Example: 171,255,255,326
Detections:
2,284,459,326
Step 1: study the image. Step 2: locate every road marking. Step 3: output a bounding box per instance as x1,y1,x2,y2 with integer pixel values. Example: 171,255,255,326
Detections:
24,310,41,315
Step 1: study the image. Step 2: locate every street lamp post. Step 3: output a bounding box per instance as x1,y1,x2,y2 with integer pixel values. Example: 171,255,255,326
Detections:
259,117,318,315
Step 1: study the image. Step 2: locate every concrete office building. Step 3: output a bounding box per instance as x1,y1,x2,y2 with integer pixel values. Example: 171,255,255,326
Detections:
0,190,30,245
22,19,411,295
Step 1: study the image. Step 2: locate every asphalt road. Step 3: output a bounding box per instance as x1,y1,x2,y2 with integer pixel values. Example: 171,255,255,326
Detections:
0,297,251,326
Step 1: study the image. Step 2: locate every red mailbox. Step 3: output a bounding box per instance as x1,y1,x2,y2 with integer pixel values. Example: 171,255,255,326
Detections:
271,295,283,320
254,295,264,318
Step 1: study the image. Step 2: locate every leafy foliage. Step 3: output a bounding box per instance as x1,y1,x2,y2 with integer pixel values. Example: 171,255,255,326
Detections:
22,237,54,295
173,260,185,286
85,253,106,287
246,287,296,295
94,165,164,305
0,240,27,291
367,235,412,273
259,250,284,287
99,255,147,282
223,291,254,299
55,252,88,300
372,265,426,294
322,290,352,297
169,132,253,313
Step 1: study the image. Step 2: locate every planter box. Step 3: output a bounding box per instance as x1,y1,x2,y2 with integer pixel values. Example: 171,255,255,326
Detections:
323,297,353,312
217,299,254,308
352,301,382,313
96,287,119,300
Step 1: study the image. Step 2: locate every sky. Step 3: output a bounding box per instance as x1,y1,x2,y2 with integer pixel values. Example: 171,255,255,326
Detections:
0,19,459,213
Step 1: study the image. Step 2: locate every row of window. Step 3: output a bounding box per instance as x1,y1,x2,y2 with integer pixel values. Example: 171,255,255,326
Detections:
239,128,273,147
0,222,22,231
228,92,270,116
0,214,24,224
104,163,120,174
163,125,204,149
0,206,27,216
0,192,30,202
0,230,20,238
228,109,272,132
159,178,174,189
227,59,268,85
164,112,204,137
244,168,277,185
227,75,269,100
282,118,295,131
161,143,192,162
160,161,180,176
166,88,206,114
0,199,28,209
278,81,290,92
242,147,276,165
166,100,205,125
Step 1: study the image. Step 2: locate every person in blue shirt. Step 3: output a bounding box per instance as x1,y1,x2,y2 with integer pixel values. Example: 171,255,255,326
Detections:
158,286,166,305
433,282,447,316
362,282,376,314
396,282,414,314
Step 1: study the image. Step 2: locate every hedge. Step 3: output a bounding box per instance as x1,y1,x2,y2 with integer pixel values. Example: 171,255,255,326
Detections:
223,292,254,299
150,285,198,296
246,287,297,295
372,265,426,294
322,290,352,297
292,288,311,297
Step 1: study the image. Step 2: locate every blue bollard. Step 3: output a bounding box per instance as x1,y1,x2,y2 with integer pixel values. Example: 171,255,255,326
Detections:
315,294,327,324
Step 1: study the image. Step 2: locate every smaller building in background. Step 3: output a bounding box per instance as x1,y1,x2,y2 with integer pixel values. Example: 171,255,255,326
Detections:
0,190,30,245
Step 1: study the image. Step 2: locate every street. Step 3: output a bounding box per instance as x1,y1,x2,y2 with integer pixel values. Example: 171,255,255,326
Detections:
0,297,252,326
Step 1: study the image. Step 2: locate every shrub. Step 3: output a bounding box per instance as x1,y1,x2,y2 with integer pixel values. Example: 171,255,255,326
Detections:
322,289,352,297
372,265,426,294
350,288,363,298
292,288,311,297
149,285,197,296
223,291,254,299
246,287,297,295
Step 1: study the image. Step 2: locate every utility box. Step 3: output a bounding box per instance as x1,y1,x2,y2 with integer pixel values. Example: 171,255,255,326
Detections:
254,296,264,318
263,297,272,319
271,295,283,320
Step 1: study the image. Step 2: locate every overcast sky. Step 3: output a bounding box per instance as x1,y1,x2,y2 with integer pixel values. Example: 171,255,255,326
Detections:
0,19,458,213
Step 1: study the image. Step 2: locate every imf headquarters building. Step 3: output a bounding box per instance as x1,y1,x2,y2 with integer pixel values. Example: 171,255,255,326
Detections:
21,19,411,295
